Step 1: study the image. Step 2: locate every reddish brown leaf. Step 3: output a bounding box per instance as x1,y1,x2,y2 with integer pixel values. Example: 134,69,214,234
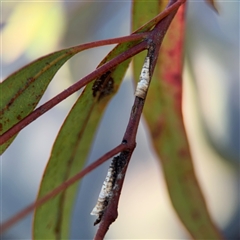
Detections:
132,1,223,239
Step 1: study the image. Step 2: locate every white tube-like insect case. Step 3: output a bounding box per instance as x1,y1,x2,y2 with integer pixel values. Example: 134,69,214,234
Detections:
134,57,150,99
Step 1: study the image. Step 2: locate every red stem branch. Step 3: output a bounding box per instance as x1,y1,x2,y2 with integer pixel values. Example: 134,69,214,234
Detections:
0,0,185,146
0,0,186,236
71,32,147,52
94,1,181,239
0,144,126,234
0,41,148,145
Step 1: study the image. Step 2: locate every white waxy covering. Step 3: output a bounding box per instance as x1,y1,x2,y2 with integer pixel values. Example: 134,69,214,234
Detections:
91,165,114,217
134,57,150,99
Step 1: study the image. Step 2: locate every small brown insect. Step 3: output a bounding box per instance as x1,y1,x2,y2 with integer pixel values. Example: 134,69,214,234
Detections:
92,71,114,101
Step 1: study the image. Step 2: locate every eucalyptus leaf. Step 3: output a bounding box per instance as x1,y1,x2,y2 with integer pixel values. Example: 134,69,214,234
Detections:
132,1,222,239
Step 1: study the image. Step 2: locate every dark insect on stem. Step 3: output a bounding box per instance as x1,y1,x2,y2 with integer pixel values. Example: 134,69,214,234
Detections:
147,42,156,74
91,156,119,225
91,150,129,225
92,71,114,101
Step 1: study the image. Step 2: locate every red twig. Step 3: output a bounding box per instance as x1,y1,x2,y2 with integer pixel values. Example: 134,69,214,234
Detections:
0,144,126,234
0,0,185,147
0,0,186,236
93,2,181,238
0,41,148,145
71,32,147,52
94,98,144,240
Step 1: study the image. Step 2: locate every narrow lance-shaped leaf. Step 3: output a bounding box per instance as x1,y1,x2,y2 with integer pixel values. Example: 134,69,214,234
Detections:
32,43,140,239
33,82,112,239
131,0,159,68
33,7,164,238
132,1,223,239
1,46,82,154
0,0,176,155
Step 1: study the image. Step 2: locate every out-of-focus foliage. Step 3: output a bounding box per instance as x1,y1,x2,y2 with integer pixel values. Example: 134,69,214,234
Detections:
2,2,65,63
205,0,219,13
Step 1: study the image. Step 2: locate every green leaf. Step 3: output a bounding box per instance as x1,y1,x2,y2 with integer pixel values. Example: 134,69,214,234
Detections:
32,5,164,237
132,1,223,239
32,41,136,239
131,0,160,92
0,0,161,156
0,47,80,154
